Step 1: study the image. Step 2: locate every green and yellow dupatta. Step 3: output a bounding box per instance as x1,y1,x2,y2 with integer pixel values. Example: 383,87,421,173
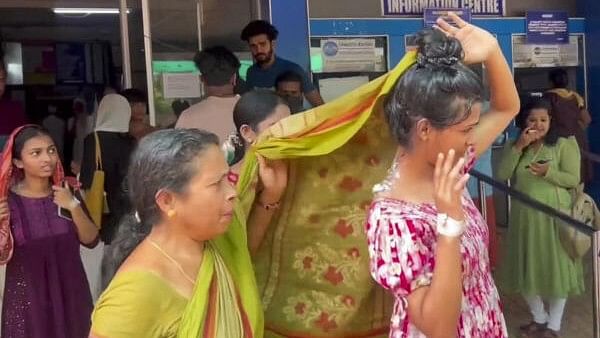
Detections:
239,53,416,337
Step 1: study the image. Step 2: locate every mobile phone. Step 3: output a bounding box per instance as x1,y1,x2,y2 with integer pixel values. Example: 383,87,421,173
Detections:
525,159,551,169
57,182,74,221
58,206,72,220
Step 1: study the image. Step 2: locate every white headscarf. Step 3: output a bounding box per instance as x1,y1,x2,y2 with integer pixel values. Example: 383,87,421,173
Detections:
95,94,131,133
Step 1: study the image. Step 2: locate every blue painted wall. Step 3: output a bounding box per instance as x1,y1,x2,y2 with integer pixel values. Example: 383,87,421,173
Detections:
578,2,600,149
579,0,600,198
270,0,311,73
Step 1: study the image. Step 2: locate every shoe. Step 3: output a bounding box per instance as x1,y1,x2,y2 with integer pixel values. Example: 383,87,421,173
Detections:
519,321,547,337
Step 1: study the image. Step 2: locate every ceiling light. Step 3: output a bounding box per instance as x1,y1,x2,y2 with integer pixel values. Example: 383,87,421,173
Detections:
52,8,130,15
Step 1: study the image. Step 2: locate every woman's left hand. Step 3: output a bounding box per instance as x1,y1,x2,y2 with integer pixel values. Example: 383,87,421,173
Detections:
52,182,78,211
256,154,288,204
435,12,499,64
529,162,550,177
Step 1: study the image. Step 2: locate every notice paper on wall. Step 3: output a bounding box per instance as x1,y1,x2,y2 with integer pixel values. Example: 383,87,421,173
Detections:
512,35,579,68
162,73,201,98
423,8,471,27
318,76,370,103
526,11,569,44
321,38,379,73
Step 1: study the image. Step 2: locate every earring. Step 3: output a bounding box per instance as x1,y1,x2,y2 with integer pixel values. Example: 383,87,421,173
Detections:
167,210,176,218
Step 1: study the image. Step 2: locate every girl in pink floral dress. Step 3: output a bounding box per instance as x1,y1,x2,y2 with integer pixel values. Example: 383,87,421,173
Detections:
366,14,520,338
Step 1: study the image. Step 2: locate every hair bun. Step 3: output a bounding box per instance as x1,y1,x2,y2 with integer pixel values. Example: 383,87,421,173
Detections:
415,29,463,68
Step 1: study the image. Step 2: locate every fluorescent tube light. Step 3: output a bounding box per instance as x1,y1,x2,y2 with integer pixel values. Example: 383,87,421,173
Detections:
52,8,130,15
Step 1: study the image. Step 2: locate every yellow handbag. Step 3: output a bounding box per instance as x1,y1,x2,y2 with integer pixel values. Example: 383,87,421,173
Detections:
85,132,108,227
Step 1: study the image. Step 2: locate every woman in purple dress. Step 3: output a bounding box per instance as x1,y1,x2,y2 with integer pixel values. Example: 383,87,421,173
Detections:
0,125,99,338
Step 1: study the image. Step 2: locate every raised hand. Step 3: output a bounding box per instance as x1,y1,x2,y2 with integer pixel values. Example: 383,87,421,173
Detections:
256,154,288,205
434,12,499,65
514,127,540,151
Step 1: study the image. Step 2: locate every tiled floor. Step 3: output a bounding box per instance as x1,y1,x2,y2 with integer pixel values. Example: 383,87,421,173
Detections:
496,230,595,338
501,284,594,337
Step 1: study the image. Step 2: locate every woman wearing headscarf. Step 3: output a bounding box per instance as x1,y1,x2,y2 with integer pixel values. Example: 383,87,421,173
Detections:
80,94,135,245
0,125,98,337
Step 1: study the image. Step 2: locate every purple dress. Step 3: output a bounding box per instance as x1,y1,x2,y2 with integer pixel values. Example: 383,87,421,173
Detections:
1,192,94,338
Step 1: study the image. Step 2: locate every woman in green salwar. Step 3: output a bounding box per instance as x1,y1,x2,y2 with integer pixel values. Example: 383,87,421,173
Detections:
498,98,584,338
90,129,264,338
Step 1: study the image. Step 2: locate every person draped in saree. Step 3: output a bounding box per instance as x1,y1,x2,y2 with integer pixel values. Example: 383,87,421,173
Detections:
90,129,263,338
230,58,414,338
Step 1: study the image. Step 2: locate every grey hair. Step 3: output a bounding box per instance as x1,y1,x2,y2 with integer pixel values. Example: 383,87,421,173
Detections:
101,129,219,287
128,128,219,225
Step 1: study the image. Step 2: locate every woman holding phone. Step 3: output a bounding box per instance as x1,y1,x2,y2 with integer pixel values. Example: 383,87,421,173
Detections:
498,98,584,338
0,125,98,338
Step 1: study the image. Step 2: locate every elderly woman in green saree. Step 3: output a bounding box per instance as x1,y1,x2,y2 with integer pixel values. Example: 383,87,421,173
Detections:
232,55,420,336
90,129,264,338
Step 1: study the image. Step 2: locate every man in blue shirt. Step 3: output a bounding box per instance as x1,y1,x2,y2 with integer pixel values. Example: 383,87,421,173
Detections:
241,20,324,108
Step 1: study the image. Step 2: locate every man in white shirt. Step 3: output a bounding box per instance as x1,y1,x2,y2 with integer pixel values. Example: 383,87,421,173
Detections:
175,46,241,143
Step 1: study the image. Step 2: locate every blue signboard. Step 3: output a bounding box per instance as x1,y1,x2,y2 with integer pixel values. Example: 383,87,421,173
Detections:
382,0,503,16
424,8,472,27
526,11,569,44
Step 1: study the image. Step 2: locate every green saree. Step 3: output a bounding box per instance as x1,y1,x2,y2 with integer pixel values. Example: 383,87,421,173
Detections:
178,205,264,337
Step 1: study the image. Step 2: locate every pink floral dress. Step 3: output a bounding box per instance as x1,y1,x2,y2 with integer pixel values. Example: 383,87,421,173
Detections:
365,153,507,338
